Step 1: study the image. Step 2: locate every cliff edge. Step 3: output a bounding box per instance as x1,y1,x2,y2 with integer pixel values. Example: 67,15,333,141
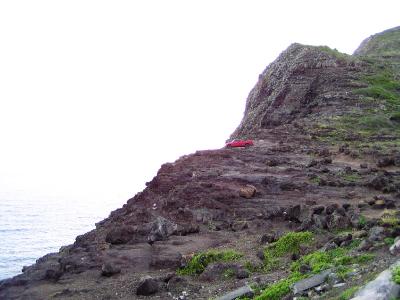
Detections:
1,26,400,300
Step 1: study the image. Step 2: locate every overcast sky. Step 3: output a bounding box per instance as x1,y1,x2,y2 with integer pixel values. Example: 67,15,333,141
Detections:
0,1,399,208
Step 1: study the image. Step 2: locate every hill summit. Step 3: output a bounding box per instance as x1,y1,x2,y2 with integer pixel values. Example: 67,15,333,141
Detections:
1,26,400,300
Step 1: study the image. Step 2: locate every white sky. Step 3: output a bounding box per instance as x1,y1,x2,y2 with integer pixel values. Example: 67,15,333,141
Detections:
0,1,399,206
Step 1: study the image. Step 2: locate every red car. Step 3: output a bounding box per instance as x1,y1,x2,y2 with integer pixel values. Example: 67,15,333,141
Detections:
226,139,254,148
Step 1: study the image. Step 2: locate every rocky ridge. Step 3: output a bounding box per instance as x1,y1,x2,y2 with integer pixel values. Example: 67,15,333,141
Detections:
1,27,400,300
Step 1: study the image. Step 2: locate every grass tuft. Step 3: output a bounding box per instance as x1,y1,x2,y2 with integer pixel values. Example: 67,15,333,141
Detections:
392,265,400,284
177,249,242,275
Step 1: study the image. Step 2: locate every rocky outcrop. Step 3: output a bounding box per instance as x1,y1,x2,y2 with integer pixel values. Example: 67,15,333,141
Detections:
1,26,400,300
230,43,362,139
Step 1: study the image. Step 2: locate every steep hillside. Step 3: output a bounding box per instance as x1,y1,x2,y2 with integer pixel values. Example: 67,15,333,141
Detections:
1,27,400,300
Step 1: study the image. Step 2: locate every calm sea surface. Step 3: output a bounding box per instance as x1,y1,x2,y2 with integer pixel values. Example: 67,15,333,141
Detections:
0,197,122,280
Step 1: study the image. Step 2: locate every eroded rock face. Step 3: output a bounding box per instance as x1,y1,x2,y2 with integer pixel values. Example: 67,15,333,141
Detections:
230,43,362,139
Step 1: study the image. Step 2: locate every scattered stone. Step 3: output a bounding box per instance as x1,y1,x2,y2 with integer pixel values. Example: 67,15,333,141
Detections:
357,239,373,251
353,230,367,239
357,201,368,209
312,205,325,215
313,214,327,229
342,203,352,211
136,276,159,296
306,200,317,206
44,268,62,282
266,159,279,166
314,283,329,293
236,268,249,279
326,203,339,215
239,185,257,198
377,157,395,168
256,250,265,260
368,226,385,242
372,199,385,209
326,212,351,230
360,163,368,169
105,226,135,245
215,285,254,300
299,264,311,274
148,217,178,243
292,269,332,295
367,175,390,191
322,241,338,251
260,232,277,244
333,282,346,288
389,237,400,255
101,263,121,277
291,253,300,261
352,263,400,300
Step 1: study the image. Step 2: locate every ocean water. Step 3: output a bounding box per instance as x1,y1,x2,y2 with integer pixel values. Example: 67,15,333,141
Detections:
0,197,121,280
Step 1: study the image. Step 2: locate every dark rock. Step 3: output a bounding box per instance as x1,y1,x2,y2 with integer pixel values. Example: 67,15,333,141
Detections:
368,226,386,242
105,226,135,245
256,250,265,261
353,230,368,239
305,200,317,206
326,212,350,230
200,263,241,282
335,207,347,216
322,241,337,251
260,232,277,244
287,204,301,221
367,175,390,191
325,203,339,215
360,163,368,169
291,253,300,261
358,201,368,209
342,203,351,211
266,159,279,166
312,205,325,215
340,239,352,247
299,264,311,274
148,217,178,243
377,157,395,168
44,268,62,282
231,221,248,232
101,263,121,277
313,214,327,229
136,276,159,296
236,268,249,279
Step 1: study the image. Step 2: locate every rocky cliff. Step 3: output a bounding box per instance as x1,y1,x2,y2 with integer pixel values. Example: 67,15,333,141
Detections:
1,27,400,300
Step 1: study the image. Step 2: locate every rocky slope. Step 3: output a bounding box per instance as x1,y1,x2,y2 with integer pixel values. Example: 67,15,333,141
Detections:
1,27,400,300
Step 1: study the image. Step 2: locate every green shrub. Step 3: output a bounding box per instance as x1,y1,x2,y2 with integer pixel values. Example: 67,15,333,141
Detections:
392,265,400,284
355,86,398,101
177,249,243,275
385,237,395,245
266,231,313,256
263,231,313,271
255,272,305,300
337,286,360,300
291,248,374,274
358,215,367,227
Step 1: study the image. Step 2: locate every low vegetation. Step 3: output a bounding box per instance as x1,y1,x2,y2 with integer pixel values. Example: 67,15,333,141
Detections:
380,209,400,226
254,272,305,300
263,231,313,270
336,286,359,300
392,265,400,284
177,249,243,275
